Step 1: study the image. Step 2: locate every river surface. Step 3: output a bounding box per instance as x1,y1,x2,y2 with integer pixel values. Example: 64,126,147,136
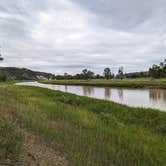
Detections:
16,82,166,112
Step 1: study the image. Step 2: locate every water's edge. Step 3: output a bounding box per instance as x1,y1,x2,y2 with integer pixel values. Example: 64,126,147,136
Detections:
16,82,166,112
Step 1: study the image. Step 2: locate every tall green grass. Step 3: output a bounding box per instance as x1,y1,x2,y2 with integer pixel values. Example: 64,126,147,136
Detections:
0,112,22,164
0,84,166,165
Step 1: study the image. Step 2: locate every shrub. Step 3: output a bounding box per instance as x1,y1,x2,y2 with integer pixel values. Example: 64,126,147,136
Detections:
0,73,7,82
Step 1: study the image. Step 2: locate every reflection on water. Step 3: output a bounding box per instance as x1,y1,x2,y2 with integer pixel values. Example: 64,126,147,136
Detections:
83,86,94,96
16,82,166,112
104,87,123,100
104,87,111,99
149,89,166,101
118,89,123,100
149,89,166,110
65,85,68,93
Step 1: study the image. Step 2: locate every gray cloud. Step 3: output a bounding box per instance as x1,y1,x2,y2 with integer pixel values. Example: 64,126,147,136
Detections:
0,0,166,74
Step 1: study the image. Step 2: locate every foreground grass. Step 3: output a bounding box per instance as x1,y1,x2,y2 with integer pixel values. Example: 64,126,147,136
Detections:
41,78,166,89
0,84,166,165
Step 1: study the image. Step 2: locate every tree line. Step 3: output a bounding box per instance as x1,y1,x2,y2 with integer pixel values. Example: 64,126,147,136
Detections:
56,59,166,80
0,51,165,81
149,59,166,78
56,67,125,80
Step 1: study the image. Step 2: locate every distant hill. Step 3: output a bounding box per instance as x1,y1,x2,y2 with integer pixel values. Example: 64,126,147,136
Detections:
124,71,149,78
0,67,55,80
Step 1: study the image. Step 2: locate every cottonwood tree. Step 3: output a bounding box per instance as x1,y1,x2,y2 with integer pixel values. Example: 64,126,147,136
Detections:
118,67,124,79
103,68,111,80
82,69,94,80
0,47,4,61
0,47,6,82
149,59,166,78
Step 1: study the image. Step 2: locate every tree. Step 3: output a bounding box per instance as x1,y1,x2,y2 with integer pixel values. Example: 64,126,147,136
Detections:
149,65,161,78
64,73,68,80
118,67,124,79
82,69,94,80
0,47,6,81
87,70,94,80
0,55,3,61
0,46,3,61
103,68,111,80
82,69,88,80
149,59,166,78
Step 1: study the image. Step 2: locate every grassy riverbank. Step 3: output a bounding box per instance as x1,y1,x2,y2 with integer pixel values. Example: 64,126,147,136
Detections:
40,78,166,89
1,83,166,165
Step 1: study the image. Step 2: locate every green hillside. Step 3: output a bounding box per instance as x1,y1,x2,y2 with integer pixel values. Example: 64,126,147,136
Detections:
0,67,55,80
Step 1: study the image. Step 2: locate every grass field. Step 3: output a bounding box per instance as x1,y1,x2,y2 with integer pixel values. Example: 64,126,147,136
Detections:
40,78,166,89
0,83,166,165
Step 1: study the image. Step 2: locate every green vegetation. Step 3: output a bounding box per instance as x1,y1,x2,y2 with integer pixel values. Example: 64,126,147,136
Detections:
0,72,7,82
1,59,166,82
0,67,55,81
118,67,124,79
0,52,4,61
103,67,112,80
149,59,166,78
0,59,166,82
41,78,166,89
0,83,166,165
51,59,166,80
0,122,22,164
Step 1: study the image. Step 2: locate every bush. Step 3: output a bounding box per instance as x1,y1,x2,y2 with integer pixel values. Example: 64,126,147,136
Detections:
0,73,7,82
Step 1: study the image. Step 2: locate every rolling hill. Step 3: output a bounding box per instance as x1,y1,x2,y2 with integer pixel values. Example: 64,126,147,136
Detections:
0,67,55,80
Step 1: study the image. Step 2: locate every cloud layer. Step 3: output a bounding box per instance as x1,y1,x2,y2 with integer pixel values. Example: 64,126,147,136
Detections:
0,0,166,74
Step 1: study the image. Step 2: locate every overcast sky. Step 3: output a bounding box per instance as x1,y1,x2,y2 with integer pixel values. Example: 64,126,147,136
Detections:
0,0,166,74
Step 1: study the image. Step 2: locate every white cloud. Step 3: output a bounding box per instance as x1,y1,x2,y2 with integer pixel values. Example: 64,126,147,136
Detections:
0,0,166,74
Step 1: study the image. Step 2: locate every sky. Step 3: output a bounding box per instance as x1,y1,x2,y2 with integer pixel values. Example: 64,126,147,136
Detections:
0,0,166,74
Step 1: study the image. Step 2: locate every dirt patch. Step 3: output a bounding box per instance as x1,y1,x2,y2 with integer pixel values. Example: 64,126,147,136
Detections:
18,129,68,166
0,111,68,166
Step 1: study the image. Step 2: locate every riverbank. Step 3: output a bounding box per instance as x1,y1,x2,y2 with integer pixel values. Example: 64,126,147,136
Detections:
40,78,166,89
1,83,166,165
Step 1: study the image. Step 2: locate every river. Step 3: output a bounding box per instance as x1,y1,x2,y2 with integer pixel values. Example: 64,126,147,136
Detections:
16,82,166,112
